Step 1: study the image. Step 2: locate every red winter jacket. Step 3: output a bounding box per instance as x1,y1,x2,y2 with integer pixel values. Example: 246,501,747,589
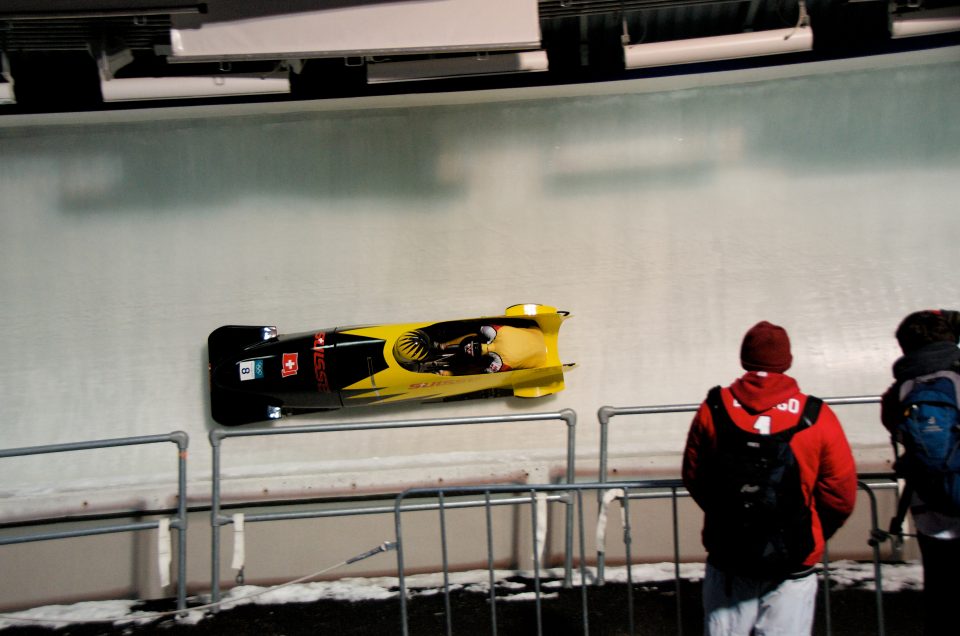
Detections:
682,372,858,570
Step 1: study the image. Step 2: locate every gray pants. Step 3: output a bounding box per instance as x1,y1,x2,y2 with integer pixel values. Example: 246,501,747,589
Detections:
702,562,818,636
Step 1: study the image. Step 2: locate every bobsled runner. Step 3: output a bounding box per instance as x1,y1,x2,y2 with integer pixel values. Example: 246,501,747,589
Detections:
208,304,573,426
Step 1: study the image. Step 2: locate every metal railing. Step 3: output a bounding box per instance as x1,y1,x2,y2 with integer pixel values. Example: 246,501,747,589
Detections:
596,393,881,478
595,394,882,578
208,409,578,605
394,483,591,636
854,475,901,636
393,477,902,636
0,432,190,612
0,394,909,633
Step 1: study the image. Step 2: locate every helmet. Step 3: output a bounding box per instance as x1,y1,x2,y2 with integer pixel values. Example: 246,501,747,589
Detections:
459,335,485,360
393,329,432,365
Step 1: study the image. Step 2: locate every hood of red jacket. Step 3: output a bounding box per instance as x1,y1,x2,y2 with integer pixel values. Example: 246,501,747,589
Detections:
729,371,800,413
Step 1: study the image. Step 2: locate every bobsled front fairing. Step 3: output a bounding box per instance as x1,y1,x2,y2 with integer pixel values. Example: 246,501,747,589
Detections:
208,304,573,426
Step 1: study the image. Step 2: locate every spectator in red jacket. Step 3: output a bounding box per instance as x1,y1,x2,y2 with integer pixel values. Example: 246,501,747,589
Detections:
683,321,858,636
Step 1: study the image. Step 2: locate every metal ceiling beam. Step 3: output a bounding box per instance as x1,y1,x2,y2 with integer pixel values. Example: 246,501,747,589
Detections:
539,0,750,19
0,18,171,52
0,5,203,20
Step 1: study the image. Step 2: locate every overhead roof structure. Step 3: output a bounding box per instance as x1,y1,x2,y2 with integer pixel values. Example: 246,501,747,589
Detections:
0,0,957,113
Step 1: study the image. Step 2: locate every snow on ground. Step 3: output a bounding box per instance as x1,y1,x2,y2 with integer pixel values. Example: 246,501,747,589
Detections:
827,559,923,592
0,560,923,630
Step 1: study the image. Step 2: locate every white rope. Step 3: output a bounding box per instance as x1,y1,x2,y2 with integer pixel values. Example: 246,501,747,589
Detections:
784,0,810,40
534,492,548,567
595,488,626,556
0,540,397,627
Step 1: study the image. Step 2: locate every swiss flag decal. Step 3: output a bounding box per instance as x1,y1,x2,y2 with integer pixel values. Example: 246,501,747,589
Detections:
281,353,299,377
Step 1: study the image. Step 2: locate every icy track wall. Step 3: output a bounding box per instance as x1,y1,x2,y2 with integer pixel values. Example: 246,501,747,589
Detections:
1,47,959,521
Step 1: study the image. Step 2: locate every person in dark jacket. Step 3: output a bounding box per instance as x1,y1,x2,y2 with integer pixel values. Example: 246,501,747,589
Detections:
881,309,960,636
683,321,857,636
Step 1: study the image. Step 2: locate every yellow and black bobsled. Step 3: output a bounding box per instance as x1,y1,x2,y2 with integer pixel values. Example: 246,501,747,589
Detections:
208,304,573,425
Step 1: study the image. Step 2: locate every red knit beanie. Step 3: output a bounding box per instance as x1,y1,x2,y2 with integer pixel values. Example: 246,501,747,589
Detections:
740,321,792,373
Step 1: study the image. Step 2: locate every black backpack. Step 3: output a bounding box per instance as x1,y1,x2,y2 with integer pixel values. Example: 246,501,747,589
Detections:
702,386,822,577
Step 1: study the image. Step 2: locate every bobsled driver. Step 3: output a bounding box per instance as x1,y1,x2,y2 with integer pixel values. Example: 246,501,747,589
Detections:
440,324,547,375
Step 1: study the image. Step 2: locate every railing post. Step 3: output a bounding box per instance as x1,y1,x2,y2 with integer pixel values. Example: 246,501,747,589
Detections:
529,488,544,636
170,430,190,613
484,490,498,636
671,485,683,636
573,490,590,635
561,408,577,587
209,429,226,607
394,491,410,636
822,543,832,636
622,486,635,636
596,405,614,584
859,480,887,636
438,491,453,636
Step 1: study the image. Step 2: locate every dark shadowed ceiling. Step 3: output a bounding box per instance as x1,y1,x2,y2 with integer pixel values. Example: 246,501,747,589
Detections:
0,0,957,114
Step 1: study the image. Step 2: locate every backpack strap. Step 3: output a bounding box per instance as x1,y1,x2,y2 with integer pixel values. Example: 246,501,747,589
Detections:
706,385,724,414
706,385,735,433
799,395,823,430
888,482,914,538
898,370,960,405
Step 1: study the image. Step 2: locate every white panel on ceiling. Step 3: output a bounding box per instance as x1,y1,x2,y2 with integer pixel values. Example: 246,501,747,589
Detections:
891,7,960,39
624,27,813,69
170,0,541,62
367,50,548,83
101,75,291,102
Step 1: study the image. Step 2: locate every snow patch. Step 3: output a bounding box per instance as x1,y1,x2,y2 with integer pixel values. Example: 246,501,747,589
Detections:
826,560,923,592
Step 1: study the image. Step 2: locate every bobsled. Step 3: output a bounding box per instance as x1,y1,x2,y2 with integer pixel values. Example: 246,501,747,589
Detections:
208,304,573,426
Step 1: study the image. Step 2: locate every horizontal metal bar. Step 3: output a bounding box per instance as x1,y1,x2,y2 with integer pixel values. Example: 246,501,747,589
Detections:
398,480,679,500
0,520,160,546
618,488,690,500
217,494,568,525
859,472,899,482
211,410,573,444
599,395,880,422
598,403,699,422
396,476,897,500
0,6,201,20
539,0,750,19
0,431,187,458
822,395,882,406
